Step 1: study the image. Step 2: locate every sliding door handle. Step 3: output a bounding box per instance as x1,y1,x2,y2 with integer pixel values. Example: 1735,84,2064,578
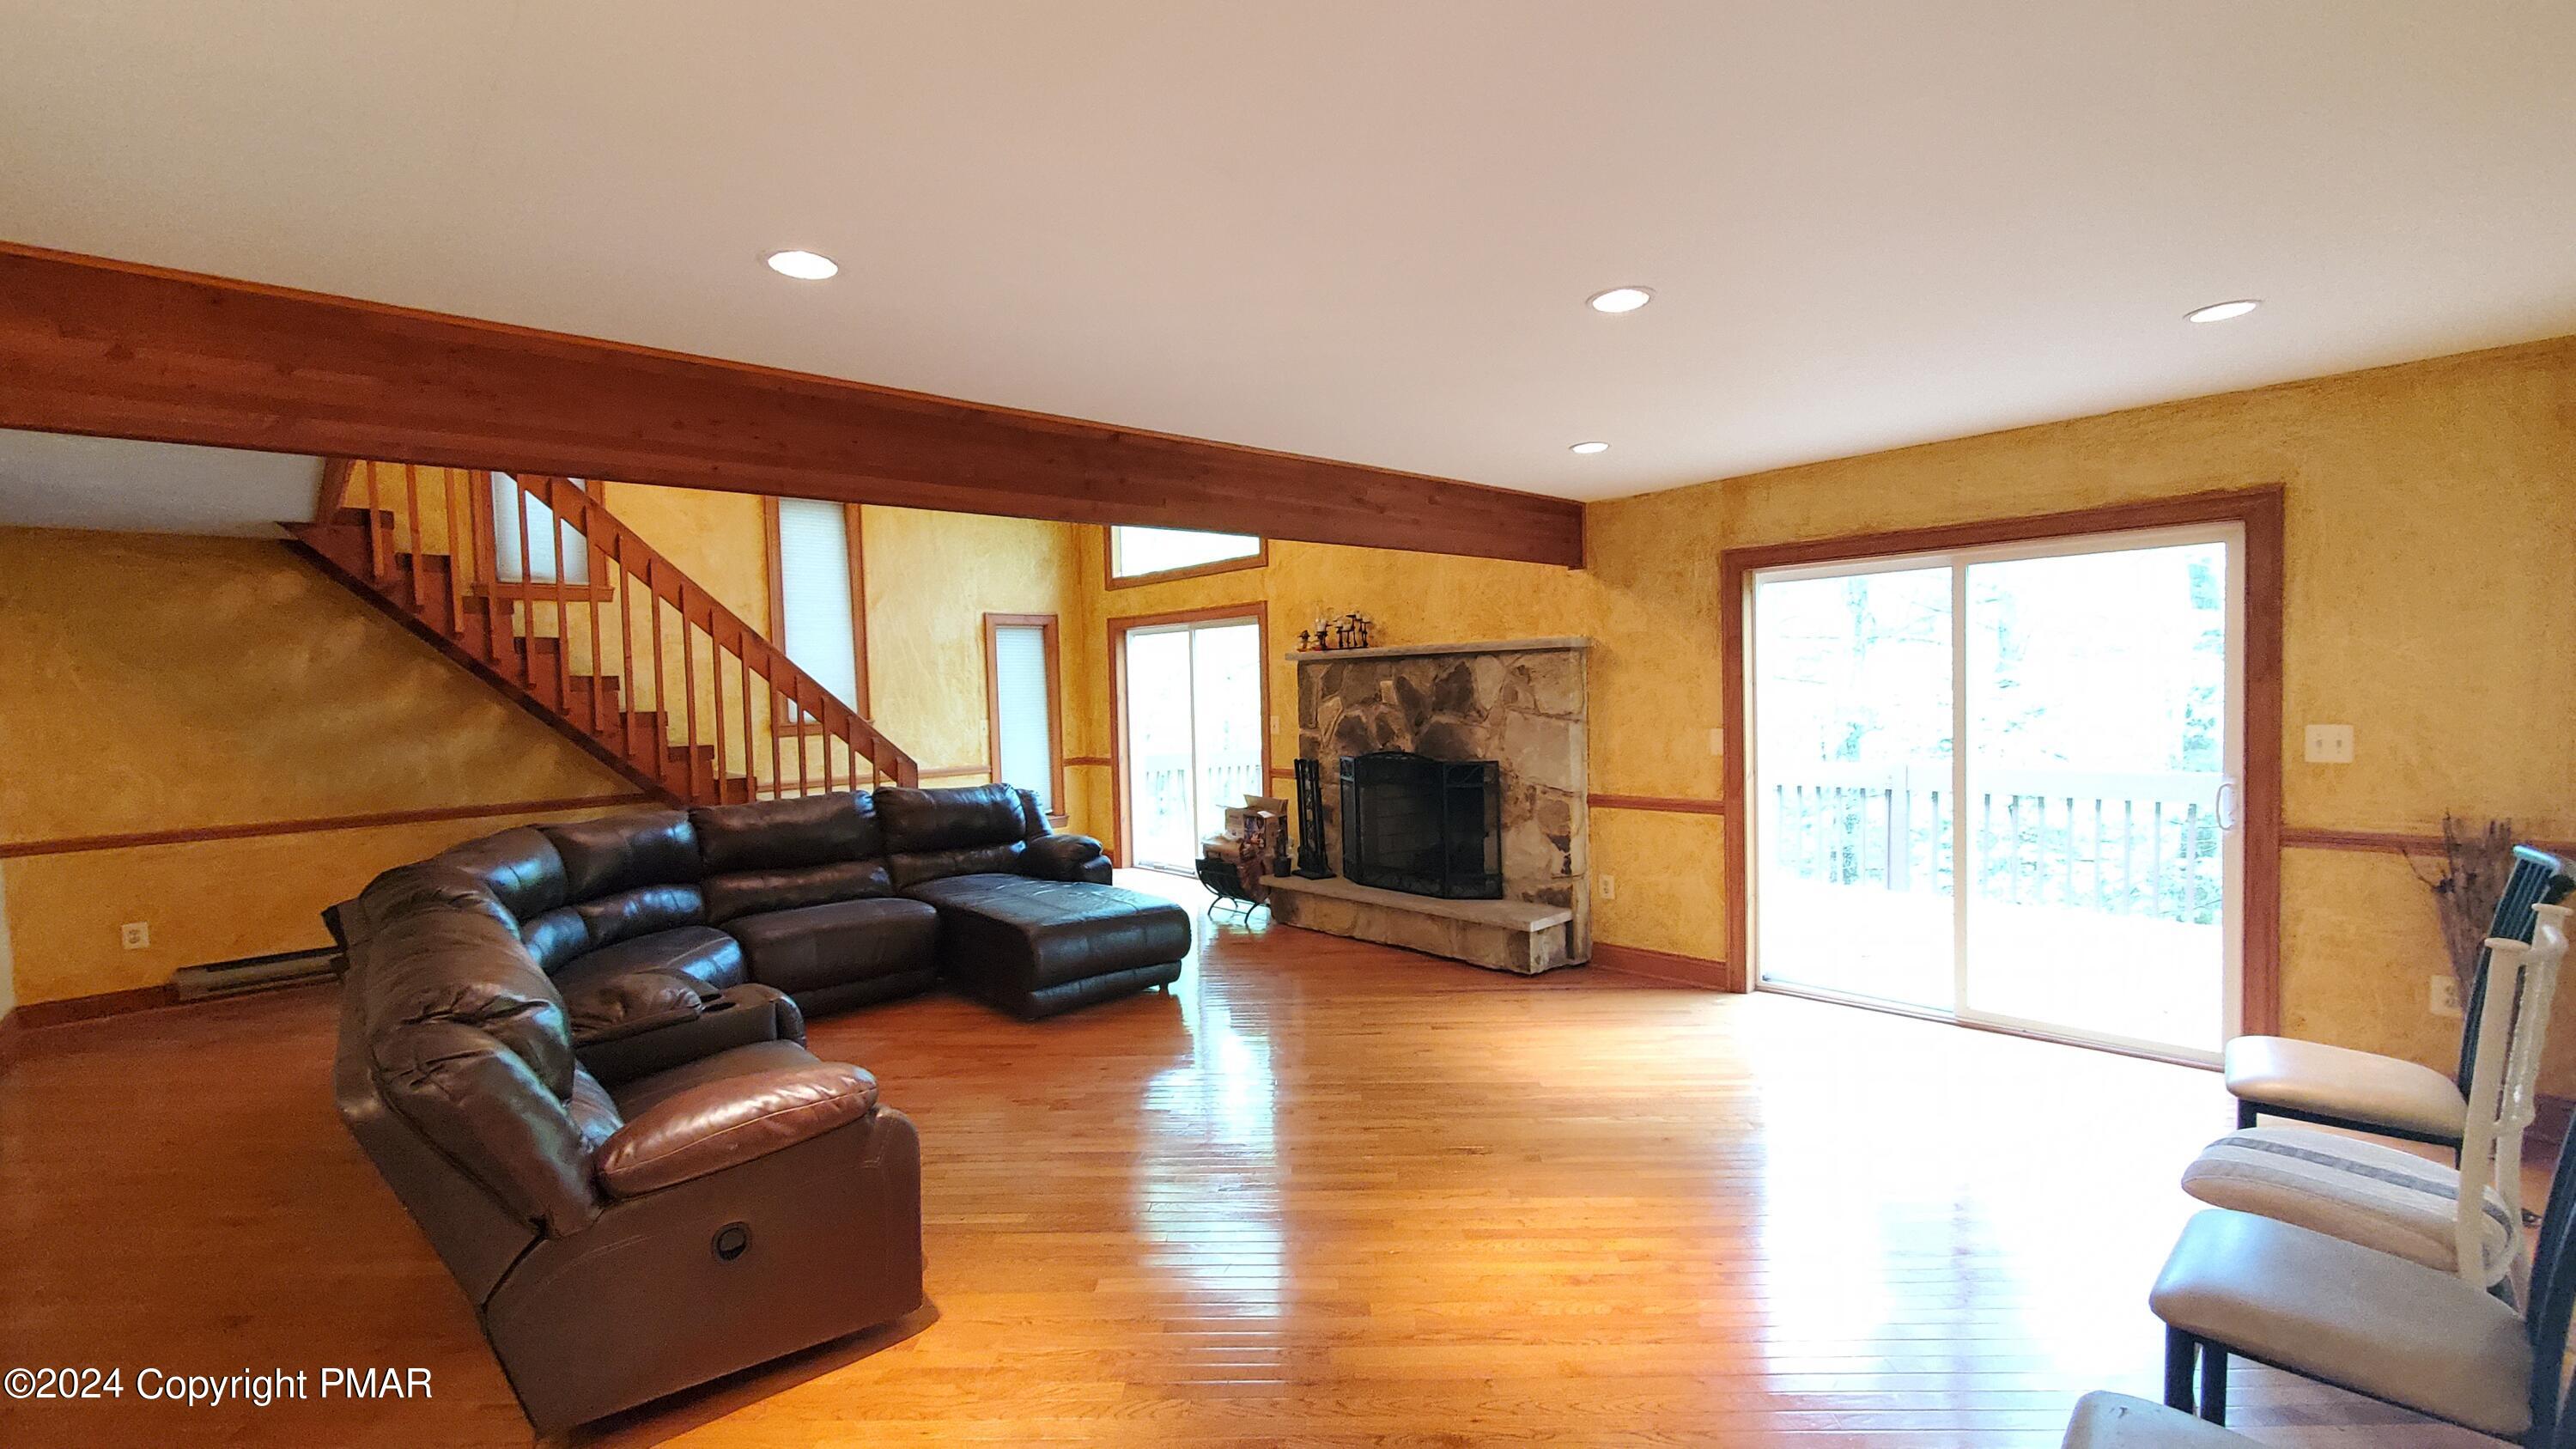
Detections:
2215,776,2240,832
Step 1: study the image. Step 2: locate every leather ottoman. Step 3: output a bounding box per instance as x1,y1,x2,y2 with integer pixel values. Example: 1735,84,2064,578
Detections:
902,874,1191,1018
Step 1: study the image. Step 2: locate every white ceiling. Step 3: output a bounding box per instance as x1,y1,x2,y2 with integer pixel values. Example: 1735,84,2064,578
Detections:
2,3,2571,502
0,430,319,536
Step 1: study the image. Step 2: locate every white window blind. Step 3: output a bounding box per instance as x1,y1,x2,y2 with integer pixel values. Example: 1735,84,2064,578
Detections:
775,498,859,710
992,623,1056,815
490,473,589,584
1109,526,1260,579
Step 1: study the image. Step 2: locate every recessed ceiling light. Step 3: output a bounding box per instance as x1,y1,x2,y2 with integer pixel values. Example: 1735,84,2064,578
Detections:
1586,286,1655,314
764,249,840,281
1569,441,1611,455
2186,298,2260,324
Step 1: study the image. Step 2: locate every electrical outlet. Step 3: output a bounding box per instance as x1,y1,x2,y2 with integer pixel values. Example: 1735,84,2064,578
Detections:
120,921,151,951
2305,723,2355,764
2431,974,2464,1019
1599,874,1617,901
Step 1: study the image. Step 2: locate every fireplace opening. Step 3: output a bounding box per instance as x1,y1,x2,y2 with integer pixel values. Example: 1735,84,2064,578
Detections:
1338,750,1502,899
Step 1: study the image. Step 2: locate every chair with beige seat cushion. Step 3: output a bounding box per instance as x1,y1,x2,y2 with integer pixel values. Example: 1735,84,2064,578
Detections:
2182,906,2567,1293
2061,1392,2256,1447
2222,845,2569,1148
2148,1117,2576,1441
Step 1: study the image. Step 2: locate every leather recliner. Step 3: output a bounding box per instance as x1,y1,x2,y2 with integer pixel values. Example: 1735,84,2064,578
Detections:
331,844,924,1434
329,785,1191,1431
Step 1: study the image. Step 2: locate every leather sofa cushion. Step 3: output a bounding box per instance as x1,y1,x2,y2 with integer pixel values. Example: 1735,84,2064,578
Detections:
877,784,1033,854
561,968,714,1048
538,810,702,902
904,875,1191,989
354,886,575,1098
574,883,708,947
1022,833,1109,882
726,897,940,997
703,860,893,925
887,841,1025,889
553,926,747,1002
610,1038,818,1117
432,827,569,922
596,1057,879,1199
372,1018,601,1235
690,791,881,874
564,1068,623,1158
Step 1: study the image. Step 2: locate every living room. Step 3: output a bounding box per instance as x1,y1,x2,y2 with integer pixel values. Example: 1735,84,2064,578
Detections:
3,6,2574,1447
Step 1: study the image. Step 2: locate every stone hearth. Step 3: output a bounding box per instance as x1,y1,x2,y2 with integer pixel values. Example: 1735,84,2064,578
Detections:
1291,636,1589,969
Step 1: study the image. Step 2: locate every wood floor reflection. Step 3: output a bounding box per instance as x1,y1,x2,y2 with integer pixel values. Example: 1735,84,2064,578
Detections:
0,871,2497,1446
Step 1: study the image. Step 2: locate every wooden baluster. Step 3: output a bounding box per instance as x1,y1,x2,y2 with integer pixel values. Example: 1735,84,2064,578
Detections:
361,460,386,580
793,679,811,799
440,466,465,636
614,533,636,766
582,498,605,739
648,557,671,788
512,476,538,687
548,483,573,714
679,589,702,805
741,651,756,802
768,663,783,803
472,472,505,673
401,463,424,611
713,630,730,801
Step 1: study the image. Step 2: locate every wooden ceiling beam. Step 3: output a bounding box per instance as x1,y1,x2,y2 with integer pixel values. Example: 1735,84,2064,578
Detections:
0,243,1584,566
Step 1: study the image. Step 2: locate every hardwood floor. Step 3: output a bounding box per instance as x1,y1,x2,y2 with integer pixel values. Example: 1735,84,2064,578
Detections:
0,873,2498,1446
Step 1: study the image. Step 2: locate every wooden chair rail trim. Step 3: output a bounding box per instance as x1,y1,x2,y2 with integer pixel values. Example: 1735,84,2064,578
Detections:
1587,794,1727,815
2281,825,2576,857
0,792,656,861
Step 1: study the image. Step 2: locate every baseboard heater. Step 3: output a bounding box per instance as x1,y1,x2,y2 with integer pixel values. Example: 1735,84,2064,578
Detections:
172,947,343,1001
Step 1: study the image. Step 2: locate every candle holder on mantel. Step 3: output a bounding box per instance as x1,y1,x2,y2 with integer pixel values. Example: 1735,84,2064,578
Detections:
1297,612,1376,652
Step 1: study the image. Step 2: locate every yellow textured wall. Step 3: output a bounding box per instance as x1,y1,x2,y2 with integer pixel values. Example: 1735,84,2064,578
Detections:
1583,336,2576,1085
0,527,638,1003
0,489,1096,1007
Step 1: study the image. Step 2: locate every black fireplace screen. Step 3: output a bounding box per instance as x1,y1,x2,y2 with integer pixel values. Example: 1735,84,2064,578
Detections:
1339,751,1502,899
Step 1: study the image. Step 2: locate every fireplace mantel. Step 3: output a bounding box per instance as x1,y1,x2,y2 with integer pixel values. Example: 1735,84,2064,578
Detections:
1284,636,1589,664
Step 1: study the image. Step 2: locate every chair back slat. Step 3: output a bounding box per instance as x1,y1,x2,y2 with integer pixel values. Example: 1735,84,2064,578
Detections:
2458,847,2574,1096
2521,942,2576,1442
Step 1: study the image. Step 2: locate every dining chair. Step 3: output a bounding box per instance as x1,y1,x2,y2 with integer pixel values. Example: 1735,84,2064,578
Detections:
2222,846,2570,1150
2060,1391,2257,1446
2148,1107,2576,1440
2180,904,2568,1293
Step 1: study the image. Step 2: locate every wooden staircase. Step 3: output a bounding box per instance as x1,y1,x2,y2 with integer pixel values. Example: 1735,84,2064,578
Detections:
286,463,917,806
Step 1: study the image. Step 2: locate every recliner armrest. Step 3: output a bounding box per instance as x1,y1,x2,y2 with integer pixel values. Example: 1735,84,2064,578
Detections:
575,983,805,1088
1023,832,1109,883
595,1062,878,1198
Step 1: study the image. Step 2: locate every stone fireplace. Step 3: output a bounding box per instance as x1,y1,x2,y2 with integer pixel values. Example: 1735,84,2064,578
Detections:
1269,637,1589,971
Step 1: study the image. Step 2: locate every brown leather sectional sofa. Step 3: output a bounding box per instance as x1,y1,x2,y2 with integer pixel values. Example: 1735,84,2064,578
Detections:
330,784,1190,1432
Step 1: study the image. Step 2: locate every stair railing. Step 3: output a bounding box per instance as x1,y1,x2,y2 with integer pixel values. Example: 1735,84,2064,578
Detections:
331,460,919,801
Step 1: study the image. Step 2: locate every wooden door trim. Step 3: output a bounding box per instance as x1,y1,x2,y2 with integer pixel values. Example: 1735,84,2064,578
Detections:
983,612,1067,825
1720,486,2286,1035
1107,602,1270,869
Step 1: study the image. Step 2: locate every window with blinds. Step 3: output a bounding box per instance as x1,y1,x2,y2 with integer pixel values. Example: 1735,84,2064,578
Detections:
990,620,1057,816
775,498,860,710
490,473,590,583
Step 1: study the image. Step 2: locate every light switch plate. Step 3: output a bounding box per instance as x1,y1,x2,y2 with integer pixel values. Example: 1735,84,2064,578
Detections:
1708,728,1725,757
1599,875,1617,901
2431,974,2464,1019
2305,723,2354,764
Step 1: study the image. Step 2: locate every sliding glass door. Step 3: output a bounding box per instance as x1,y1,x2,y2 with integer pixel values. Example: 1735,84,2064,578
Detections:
1122,617,1263,872
1747,527,2242,1061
